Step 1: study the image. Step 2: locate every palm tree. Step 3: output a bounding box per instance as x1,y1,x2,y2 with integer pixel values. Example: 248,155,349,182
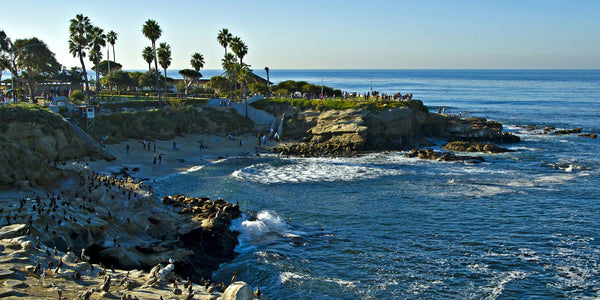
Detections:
142,46,154,72
230,36,248,65
230,37,248,99
217,28,232,55
89,26,106,94
221,52,236,100
237,63,252,118
218,28,233,99
189,52,205,95
142,19,162,100
157,42,171,96
190,52,205,72
68,14,93,99
106,30,117,73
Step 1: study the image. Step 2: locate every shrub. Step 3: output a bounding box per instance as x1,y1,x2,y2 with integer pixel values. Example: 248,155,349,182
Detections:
70,90,85,103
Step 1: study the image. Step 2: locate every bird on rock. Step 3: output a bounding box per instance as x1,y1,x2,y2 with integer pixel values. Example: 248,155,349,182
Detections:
99,275,111,292
78,287,96,299
255,283,261,298
80,249,90,262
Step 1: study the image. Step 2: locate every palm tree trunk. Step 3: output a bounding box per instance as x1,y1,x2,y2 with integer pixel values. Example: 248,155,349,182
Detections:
78,47,90,102
112,45,115,63
107,47,111,75
164,69,167,96
95,57,100,96
152,42,160,104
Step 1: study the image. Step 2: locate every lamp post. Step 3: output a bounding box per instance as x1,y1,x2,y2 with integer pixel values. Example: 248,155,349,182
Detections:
264,67,269,99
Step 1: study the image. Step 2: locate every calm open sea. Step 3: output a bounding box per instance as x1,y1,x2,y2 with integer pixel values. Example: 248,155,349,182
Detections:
154,69,600,299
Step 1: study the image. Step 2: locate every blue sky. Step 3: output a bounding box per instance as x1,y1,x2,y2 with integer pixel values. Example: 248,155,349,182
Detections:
2,0,599,69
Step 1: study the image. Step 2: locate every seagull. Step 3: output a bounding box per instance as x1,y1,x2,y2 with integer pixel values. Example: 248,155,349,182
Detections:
39,268,46,284
149,263,161,278
142,275,158,288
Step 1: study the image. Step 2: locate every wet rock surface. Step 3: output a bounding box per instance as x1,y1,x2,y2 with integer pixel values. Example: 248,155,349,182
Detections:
442,141,514,153
404,148,485,164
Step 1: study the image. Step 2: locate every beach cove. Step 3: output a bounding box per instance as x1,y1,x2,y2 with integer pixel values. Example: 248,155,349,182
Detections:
0,69,598,299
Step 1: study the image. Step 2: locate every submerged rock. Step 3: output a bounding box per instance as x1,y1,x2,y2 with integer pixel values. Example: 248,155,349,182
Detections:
405,148,485,163
442,141,514,153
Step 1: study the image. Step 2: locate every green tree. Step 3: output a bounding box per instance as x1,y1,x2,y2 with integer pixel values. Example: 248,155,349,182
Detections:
207,75,228,94
106,30,117,73
56,66,84,88
68,14,93,99
92,60,122,76
142,46,154,72
0,30,11,83
128,71,144,92
177,52,205,95
88,26,106,94
157,42,171,95
142,19,161,100
178,69,201,95
14,38,61,100
100,70,132,94
69,89,85,103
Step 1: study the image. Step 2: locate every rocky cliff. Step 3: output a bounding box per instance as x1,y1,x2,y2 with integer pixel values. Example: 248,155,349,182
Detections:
0,104,100,187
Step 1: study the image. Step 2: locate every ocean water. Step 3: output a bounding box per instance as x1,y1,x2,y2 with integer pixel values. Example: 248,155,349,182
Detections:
154,70,600,299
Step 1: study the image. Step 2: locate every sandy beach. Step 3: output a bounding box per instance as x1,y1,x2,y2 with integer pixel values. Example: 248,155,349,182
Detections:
88,133,283,181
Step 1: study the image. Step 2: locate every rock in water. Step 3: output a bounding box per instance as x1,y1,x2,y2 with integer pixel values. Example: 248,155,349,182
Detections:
222,281,254,300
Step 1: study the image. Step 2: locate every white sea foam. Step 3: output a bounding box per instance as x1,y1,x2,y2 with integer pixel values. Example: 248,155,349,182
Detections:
233,156,405,184
483,270,527,299
279,271,308,284
230,210,292,253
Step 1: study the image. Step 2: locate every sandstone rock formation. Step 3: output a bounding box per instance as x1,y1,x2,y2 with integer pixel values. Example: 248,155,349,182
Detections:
274,105,519,157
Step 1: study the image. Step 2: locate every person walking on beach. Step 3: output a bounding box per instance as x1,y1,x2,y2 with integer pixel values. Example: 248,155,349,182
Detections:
153,143,156,152
152,155,157,169
158,153,162,165
143,140,147,150
126,144,130,154
147,142,151,152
